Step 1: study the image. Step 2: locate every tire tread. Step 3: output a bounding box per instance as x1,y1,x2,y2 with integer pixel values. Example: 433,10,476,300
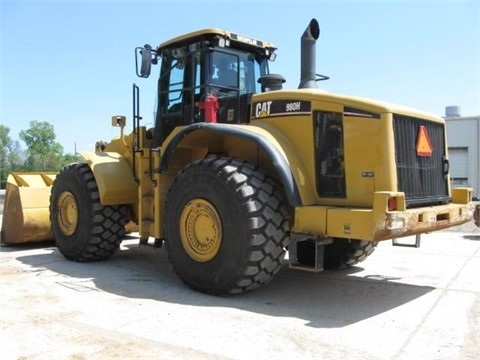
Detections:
51,163,127,262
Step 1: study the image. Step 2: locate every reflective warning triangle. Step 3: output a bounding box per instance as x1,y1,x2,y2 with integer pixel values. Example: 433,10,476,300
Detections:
416,126,433,157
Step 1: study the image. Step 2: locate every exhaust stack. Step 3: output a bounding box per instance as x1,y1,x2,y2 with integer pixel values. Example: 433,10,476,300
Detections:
298,19,320,89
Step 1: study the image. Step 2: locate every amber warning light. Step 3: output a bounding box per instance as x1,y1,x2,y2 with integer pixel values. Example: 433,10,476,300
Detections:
416,126,433,157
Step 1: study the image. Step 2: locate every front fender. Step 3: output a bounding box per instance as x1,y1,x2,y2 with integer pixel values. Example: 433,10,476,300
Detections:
80,151,137,205
160,123,310,206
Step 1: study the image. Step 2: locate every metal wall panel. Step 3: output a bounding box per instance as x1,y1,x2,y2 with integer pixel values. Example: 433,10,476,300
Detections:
448,147,468,179
445,116,479,198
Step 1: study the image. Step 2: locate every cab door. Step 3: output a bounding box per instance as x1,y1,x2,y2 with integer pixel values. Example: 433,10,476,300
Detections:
152,51,200,147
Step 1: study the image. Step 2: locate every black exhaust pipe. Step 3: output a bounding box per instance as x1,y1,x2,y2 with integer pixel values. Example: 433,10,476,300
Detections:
298,19,320,89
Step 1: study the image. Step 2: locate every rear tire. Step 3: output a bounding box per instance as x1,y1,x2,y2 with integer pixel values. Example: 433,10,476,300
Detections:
164,157,290,295
50,163,127,261
323,238,377,269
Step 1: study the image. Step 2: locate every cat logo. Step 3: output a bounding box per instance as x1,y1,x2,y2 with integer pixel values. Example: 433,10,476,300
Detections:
251,99,311,119
255,101,272,118
416,125,433,157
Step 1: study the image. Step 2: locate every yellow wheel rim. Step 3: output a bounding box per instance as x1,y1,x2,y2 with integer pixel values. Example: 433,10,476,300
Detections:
179,199,222,262
57,191,79,236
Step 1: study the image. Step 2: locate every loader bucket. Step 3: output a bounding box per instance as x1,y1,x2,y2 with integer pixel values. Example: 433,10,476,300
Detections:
1,172,57,244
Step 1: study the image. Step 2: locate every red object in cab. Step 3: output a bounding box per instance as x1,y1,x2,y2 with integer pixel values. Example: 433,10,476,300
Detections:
196,93,219,123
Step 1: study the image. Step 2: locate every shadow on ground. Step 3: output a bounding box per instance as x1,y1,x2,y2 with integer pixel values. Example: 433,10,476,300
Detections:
463,234,480,241
4,239,435,329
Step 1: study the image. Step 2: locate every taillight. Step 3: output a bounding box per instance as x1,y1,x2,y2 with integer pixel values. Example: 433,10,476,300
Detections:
388,197,397,211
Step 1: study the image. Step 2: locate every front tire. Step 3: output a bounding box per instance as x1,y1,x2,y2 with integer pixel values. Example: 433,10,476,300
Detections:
164,157,290,295
50,163,127,261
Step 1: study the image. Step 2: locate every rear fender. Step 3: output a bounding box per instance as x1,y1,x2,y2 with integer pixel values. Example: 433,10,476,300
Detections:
160,123,309,206
80,151,137,205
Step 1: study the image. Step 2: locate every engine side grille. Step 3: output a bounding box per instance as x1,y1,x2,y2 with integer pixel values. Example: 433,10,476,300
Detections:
393,115,450,207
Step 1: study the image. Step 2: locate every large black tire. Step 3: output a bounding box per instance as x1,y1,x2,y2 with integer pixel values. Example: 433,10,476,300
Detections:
323,238,377,270
50,163,127,262
164,157,290,295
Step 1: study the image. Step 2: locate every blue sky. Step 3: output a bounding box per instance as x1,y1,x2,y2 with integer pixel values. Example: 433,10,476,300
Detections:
1,0,479,154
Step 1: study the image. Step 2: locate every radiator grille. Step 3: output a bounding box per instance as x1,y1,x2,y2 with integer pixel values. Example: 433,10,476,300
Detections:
393,115,450,207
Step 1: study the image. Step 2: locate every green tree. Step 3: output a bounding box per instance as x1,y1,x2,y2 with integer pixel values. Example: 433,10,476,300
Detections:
1,122,83,188
62,152,83,165
6,139,24,170
0,125,25,187
0,124,8,161
19,121,64,171
0,124,10,186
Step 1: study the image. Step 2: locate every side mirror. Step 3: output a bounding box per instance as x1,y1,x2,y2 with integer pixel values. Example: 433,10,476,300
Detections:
135,44,155,78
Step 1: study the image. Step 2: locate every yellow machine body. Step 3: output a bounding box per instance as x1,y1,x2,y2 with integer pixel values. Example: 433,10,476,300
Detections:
79,151,137,205
2,90,474,244
122,89,472,243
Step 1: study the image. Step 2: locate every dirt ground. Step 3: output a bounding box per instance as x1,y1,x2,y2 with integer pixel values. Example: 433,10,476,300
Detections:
0,191,479,359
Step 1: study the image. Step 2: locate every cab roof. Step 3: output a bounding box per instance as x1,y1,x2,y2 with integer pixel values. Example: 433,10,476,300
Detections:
157,28,276,52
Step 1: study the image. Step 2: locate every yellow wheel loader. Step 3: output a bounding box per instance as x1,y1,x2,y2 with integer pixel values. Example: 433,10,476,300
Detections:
2,19,475,295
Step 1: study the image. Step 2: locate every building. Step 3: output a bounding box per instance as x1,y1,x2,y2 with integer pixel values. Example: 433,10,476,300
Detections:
444,106,480,200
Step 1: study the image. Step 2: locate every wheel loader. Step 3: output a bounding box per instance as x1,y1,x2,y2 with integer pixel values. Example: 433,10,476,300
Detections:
1,19,475,295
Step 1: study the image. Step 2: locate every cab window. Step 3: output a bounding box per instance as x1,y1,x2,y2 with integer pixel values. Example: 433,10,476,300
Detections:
167,61,185,113
210,50,268,95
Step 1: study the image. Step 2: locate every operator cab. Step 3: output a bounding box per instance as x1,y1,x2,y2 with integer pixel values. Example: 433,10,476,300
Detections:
136,29,279,147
